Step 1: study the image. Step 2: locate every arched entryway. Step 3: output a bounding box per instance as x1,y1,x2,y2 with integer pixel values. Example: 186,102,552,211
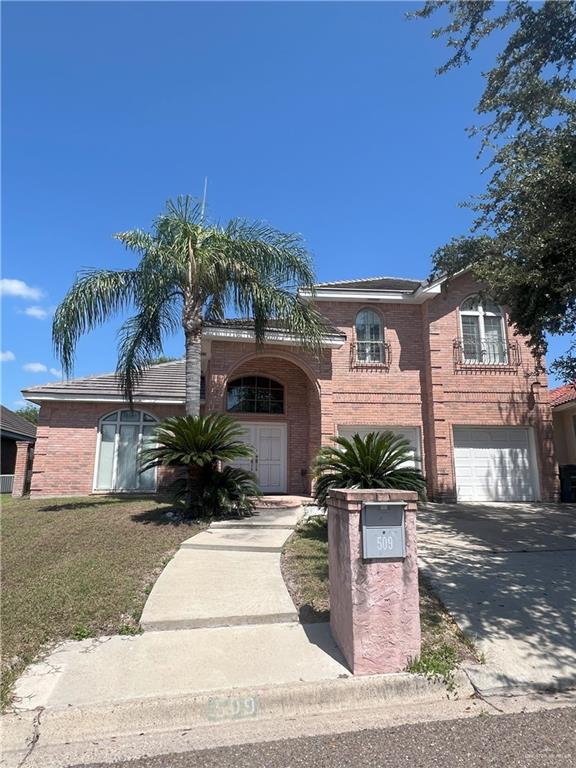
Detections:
222,355,321,495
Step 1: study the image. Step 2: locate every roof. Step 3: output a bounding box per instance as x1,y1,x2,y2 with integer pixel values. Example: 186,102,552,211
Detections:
314,276,424,292
23,360,187,404
0,405,37,440
205,317,345,338
549,383,576,408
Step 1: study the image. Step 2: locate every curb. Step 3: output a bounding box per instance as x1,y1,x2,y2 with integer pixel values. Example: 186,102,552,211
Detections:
2,670,474,755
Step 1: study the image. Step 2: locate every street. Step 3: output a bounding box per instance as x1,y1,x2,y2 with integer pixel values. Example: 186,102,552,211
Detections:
80,707,576,768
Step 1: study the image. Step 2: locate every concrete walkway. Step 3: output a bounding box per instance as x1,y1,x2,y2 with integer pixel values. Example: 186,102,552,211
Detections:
14,506,353,712
140,506,303,631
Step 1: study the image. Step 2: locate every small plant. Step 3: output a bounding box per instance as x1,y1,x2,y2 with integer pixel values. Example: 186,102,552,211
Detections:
312,431,426,509
118,624,141,636
408,643,458,691
71,623,93,641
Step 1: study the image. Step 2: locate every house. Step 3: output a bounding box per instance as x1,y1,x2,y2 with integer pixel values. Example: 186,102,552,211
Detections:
550,384,576,501
1,405,36,495
18,272,558,502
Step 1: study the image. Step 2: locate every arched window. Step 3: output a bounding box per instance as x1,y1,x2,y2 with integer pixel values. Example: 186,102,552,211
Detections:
355,309,384,363
460,295,507,364
94,410,157,491
226,376,284,414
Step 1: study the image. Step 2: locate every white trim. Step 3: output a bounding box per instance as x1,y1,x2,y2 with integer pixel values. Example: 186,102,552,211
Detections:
22,392,187,404
299,286,442,304
203,326,344,348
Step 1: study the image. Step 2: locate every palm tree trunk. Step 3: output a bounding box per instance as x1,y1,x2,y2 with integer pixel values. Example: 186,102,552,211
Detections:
184,328,202,417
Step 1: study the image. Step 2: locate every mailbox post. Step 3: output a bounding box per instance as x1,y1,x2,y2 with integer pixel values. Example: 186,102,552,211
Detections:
327,489,420,675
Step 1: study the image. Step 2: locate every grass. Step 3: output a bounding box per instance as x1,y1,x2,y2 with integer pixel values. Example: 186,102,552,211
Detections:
1,494,205,710
281,515,479,683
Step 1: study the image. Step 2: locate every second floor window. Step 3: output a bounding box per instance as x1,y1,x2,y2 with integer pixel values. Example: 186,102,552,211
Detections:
355,309,384,363
460,295,508,364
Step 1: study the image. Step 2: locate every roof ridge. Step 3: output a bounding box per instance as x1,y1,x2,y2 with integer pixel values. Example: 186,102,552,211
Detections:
314,275,424,288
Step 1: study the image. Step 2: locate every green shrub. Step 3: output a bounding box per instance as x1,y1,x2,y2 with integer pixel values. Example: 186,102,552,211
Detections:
140,414,259,517
312,431,426,509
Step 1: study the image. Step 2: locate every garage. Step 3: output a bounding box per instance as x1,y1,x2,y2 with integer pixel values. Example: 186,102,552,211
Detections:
337,425,421,468
453,426,538,502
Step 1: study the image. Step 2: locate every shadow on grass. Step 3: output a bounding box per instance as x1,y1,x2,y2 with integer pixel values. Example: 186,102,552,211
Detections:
37,494,173,513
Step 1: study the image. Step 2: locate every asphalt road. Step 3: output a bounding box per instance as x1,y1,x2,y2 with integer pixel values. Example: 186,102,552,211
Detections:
80,707,576,768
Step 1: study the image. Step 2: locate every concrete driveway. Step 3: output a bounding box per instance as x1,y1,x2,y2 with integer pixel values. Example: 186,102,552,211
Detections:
417,502,576,695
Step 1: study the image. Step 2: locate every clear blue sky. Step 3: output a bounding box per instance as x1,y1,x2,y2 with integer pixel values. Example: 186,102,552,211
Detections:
1,1,568,408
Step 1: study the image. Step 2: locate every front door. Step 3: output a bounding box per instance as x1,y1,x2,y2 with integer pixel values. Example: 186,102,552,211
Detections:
233,423,287,494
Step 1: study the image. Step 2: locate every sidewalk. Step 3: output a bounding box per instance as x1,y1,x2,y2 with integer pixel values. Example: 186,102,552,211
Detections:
14,505,353,712
4,504,475,768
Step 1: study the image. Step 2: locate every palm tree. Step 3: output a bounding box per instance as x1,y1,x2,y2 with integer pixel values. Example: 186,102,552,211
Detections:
312,431,427,509
53,196,324,415
139,413,257,515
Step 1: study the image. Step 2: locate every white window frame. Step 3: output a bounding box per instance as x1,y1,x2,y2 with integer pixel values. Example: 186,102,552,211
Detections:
459,295,508,364
355,308,385,364
92,409,158,492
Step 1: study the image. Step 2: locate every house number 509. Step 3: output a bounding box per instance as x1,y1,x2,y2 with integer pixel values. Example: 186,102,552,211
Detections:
377,533,394,551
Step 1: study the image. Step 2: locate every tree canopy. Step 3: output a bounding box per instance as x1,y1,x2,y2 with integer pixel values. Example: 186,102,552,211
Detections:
412,1,576,380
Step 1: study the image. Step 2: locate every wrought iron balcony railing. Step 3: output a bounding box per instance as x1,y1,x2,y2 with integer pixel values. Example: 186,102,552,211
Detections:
453,337,521,369
350,340,391,370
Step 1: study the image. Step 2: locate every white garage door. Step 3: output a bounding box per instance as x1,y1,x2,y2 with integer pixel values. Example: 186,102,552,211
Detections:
337,425,421,468
453,427,537,502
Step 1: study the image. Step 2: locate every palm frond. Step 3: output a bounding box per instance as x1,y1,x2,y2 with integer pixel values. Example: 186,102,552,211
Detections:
52,269,138,376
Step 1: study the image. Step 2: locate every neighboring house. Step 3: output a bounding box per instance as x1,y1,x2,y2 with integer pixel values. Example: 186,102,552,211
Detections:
550,384,576,466
0,405,36,494
19,272,557,502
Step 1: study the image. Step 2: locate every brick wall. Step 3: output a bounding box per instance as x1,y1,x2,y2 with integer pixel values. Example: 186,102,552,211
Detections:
31,402,183,497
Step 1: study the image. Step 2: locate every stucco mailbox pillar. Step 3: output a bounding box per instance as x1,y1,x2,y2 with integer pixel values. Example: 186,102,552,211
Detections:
327,489,420,675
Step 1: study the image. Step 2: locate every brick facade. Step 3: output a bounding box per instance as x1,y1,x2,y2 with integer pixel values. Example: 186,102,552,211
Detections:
27,273,558,501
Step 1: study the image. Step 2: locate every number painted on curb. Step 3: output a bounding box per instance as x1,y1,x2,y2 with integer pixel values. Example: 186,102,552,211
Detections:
206,695,260,721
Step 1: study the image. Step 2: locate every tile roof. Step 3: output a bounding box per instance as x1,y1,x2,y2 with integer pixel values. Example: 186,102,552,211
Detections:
0,405,37,440
23,361,187,403
549,383,576,408
205,318,345,338
314,276,423,292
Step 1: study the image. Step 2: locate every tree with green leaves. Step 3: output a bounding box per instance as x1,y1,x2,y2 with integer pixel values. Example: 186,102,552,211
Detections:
15,404,39,426
412,1,576,380
53,196,324,415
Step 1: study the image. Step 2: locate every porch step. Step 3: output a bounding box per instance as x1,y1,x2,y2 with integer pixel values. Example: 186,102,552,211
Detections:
180,527,292,553
210,505,303,530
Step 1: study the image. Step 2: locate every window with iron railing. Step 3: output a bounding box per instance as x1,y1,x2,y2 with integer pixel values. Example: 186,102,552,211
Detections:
457,295,518,367
350,340,391,369
353,309,389,368
453,337,521,369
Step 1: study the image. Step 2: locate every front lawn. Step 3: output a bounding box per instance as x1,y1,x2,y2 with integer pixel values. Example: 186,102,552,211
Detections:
281,515,479,676
1,495,204,709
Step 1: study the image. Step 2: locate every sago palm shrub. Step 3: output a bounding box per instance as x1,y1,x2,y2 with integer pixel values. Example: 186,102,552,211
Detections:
140,413,258,517
312,431,426,509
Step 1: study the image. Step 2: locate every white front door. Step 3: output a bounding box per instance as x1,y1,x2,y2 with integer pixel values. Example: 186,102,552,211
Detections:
453,426,537,501
234,423,287,494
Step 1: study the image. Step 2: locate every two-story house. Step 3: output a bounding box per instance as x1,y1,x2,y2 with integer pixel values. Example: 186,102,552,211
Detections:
18,271,558,502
